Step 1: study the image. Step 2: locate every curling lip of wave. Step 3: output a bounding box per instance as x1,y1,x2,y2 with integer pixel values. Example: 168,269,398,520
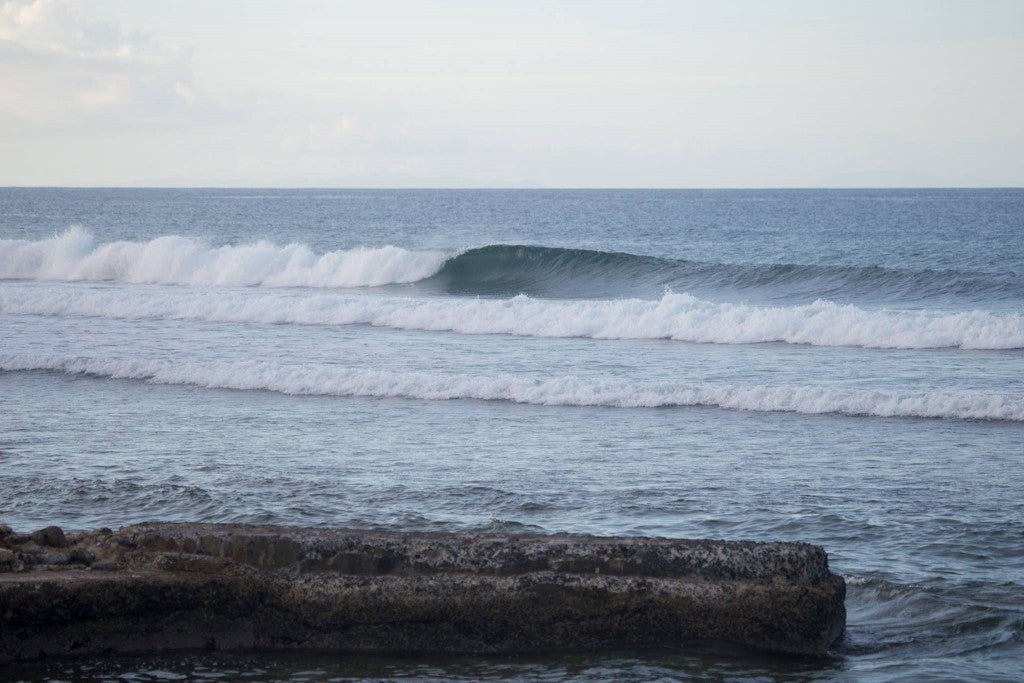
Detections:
1,286,1021,350
1,229,1019,300
1,355,1021,422
427,244,1021,299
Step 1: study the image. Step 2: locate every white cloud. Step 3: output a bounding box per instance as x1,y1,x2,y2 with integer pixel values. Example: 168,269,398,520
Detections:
73,79,124,109
0,0,194,123
1,0,173,62
174,81,195,105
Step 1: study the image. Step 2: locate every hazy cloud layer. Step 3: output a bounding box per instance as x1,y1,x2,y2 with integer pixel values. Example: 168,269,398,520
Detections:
1,0,1022,187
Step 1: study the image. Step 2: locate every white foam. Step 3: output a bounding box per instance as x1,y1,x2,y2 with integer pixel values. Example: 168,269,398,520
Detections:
1,354,1021,421
0,227,448,288
1,284,1021,350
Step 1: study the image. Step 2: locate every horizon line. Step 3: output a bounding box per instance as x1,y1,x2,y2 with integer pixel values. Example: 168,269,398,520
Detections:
2,185,1023,191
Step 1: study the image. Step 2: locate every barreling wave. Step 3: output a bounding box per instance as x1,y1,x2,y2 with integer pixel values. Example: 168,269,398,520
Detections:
1,355,1022,421
427,244,1023,301
2,229,1020,303
2,286,1021,349
0,226,447,288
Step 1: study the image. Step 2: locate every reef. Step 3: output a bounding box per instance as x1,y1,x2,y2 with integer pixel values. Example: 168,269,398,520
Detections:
0,522,845,661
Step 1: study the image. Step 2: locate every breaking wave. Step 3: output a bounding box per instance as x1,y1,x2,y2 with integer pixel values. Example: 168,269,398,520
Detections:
428,245,1022,301
2,355,1021,421
0,226,447,288
2,229,1020,302
1,286,1020,349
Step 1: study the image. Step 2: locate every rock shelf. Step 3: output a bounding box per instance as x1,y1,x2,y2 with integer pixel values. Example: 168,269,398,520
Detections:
0,522,845,661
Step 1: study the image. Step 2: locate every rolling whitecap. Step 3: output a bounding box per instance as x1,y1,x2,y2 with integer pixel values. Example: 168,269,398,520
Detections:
1,285,1021,349
1,354,1021,421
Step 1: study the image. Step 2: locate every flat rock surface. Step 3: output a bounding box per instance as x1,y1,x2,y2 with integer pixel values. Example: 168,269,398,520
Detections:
0,522,846,661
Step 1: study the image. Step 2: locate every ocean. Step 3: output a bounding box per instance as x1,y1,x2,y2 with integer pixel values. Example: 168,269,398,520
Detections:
1,188,1021,681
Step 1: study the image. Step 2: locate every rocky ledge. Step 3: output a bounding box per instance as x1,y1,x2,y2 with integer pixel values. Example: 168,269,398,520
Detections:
0,522,845,661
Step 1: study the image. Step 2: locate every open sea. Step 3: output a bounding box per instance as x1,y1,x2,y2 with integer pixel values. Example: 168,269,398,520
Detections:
1,188,1022,682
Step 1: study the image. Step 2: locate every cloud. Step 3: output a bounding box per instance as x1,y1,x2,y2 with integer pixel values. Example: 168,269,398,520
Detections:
1,1,1020,187
0,0,174,63
0,0,196,124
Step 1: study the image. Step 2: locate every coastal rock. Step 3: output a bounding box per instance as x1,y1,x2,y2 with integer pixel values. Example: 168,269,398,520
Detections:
30,526,67,548
0,548,16,572
38,551,71,566
89,560,120,571
0,522,846,662
69,547,96,565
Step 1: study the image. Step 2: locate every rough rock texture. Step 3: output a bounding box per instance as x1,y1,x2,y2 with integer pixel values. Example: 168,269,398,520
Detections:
30,525,67,548
0,523,845,662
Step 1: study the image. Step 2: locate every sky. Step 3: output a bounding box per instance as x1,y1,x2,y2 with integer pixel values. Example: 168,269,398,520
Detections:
0,0,1022,188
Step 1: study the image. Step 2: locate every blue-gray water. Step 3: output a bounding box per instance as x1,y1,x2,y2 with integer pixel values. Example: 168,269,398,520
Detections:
1,189,1022,682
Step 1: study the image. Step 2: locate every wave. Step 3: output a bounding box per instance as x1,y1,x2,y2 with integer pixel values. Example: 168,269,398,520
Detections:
2,229,1019,303
2,355,1021,421
843,575,1024,657
427,244,1023,301
0,226,447,288
2,286,1021,349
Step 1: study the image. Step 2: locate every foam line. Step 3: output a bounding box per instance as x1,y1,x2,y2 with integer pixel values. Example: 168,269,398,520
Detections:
1,285,1021,350
1,355,1021,421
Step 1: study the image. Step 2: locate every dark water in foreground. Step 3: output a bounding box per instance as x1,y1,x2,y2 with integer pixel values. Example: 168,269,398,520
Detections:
1,189,1022,681
0,649,852,682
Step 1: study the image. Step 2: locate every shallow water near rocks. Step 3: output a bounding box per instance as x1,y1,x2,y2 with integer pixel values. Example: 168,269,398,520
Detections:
2,649,842,683
1,189,1022,681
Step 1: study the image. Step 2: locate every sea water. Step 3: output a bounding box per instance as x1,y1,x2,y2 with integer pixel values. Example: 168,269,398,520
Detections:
0,188,1021,681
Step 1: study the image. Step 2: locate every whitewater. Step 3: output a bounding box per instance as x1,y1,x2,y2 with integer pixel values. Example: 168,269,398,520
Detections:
0,226,448,288
2,283,1021,350
2,354,1021,421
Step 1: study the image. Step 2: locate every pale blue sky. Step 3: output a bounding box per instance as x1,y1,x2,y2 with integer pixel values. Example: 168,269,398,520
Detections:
1,0,1022,187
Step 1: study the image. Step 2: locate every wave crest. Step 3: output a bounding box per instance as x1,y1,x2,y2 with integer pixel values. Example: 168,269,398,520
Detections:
426,244,1022,300
2,286,1020,349
0,227,448,288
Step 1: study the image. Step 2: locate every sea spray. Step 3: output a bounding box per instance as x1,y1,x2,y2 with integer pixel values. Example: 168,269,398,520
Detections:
0,226,448,288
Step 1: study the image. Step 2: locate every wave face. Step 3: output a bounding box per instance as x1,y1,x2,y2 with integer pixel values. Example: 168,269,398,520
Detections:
2,287,1021,350
2,230,1020,303
2,355,1021,421
0,227,447,288
426,244,1023,301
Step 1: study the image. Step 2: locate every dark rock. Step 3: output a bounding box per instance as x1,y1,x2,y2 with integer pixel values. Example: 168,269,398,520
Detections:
89,561,120,571
17,544,46,555
0,522,846,663
0,548,16,572
39,551,70,565
0,525,12,539
69,548,96,565
5,533,32,545
31,526,67,548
